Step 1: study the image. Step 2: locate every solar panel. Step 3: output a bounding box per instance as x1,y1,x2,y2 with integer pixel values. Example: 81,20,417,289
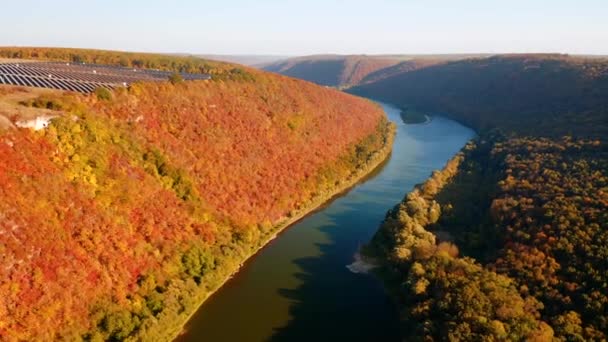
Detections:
0,61,211,93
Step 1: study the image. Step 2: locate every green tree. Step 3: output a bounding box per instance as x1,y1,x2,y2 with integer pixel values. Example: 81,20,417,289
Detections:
94,87,113,101
168,72,183,84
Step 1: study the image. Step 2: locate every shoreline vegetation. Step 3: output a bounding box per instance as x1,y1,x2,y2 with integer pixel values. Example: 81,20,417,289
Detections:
364,140,555,340
366,131,608,340
169,120,396,341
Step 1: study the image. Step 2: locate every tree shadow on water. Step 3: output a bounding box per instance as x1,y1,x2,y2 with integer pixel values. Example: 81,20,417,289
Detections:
269,215,400,342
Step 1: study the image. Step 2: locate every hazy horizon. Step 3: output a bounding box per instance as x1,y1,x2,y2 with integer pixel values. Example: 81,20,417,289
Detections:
1,0,607,56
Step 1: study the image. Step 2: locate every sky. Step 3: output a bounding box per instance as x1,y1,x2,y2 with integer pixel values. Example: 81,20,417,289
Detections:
1,0,607,56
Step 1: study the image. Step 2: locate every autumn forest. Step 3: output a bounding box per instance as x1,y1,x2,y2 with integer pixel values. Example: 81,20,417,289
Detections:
0,45,607,342
0,48,393,340
351,55,608,340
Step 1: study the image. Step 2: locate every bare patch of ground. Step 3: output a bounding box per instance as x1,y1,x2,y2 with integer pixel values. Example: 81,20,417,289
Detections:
0,85,65,130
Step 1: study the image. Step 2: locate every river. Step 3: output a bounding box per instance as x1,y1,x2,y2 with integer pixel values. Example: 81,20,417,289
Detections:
177,102,475,341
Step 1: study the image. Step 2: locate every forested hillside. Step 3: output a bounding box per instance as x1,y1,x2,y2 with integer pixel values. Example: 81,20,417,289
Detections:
363,55,608,340
351,54,608,136
263,54,481,89
0,49,393,341
263,55,405,88
357,59,446,86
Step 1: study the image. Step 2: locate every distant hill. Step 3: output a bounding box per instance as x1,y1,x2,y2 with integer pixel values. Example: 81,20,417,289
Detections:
263,54,489,88
0,47,249,77
194,54,290,66
264,55,403,88
359,58,447,85
350,54,608,137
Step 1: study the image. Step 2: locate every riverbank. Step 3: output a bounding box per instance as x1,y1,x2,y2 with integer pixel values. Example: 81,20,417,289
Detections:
165,120,396,341
175,102,476,341
364,132,562,340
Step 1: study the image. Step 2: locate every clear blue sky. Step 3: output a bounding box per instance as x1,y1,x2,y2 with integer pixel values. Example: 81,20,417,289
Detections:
2,0,607,55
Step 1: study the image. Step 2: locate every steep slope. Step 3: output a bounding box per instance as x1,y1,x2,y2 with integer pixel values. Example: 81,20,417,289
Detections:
361,55,608,340
263,54,484,88
358,58,446,85
263,55,405,88
0,49,394,341
351,54,608,137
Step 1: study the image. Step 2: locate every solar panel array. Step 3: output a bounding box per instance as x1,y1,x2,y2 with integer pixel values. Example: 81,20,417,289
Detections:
0,62,211,93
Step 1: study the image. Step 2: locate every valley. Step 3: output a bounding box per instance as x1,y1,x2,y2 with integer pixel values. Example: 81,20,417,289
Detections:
1,47,607,341
177,103,474,342
269,52,608,339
